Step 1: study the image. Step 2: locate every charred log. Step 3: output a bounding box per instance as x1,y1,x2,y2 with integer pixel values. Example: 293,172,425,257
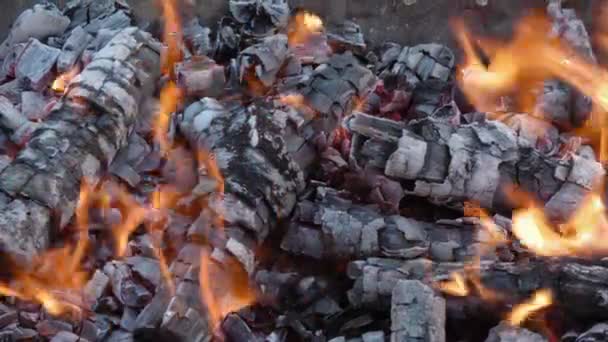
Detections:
0,27,160,258
345,112,604,220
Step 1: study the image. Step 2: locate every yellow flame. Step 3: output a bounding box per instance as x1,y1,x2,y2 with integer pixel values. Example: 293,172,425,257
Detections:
512,194,608,257
507,289,553,326
439,272,469,297
51,66,80,93
288,11,324,46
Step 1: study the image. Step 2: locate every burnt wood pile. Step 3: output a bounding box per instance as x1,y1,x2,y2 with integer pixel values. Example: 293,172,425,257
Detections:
0,0,605,341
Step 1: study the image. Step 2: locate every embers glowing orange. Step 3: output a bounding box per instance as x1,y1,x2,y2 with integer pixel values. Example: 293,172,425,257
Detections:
507,289,553,326
51,66,80,93
288,11,324,46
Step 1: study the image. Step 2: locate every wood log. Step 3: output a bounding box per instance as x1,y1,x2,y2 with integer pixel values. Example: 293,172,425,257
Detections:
134,52,376,339
281,186,480,262
345,112,605,220
347,256,608,320
0,27,160,258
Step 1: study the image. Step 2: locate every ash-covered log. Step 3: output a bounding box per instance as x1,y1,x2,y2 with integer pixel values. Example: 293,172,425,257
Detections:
281,186,479,262
0,27,160,258
346,112,604,220
347,256,608,321
391,280,445,342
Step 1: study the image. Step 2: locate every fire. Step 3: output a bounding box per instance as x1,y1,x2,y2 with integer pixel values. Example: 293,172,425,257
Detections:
507,289,553,326
155,0,184,152
154,82,182,153
439,272,469,297
512,194,608,257
288,11,324,46
51,66,80,93
453,14,608,115
199,252,255,329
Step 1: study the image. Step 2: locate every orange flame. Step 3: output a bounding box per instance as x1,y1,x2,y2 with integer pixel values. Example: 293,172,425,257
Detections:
454,14,608,115
154,82,182,153
439,272,469,297
199,251,256,329
512,194,608,257
51,66,80,93
160,0,183,76
288,11,324,46
507,289,553,326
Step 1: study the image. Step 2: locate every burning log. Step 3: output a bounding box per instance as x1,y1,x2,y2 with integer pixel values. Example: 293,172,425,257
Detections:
391,280,446,342
346,112,604,220
534,0,596,128
0,27,160,258
281,186,479,262
229,0,290,37
347,256,608,322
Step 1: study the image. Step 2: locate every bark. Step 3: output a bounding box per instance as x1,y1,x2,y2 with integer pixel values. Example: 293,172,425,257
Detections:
0,27,160,258
345,112,604,220
347,256,608,320
281,186,480,262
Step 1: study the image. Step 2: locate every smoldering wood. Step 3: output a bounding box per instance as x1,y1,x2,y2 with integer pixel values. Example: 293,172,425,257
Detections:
0,27,160,258
238,34,290,88
347,256,608,321
281,186,479,262
15,38,61,92
346,112,604,220
183,18,213,57
57,26,92,73
143,52,376,339
391,280,445,342
571,323,608,342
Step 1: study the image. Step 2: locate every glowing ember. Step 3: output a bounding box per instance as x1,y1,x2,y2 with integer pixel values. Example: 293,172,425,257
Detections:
288,11,324,46
507,289,553,326
51,66,80,93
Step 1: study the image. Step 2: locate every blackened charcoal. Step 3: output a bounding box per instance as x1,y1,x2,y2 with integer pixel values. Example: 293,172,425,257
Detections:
126,256,161,288
388,44,455,87
214,18,241,62
15,38,61,91
35,319,73,339
391,280,445,342
239,34,289,89
83,11,132,34
485,322,547,342
0,79,26,104
120,308,138,332
176,58,226,97
57,26,92,73
0,43,27,81
0,96,30,133
183,17,213,56
0,3,70,59
281,187,477,261
223,313,259,342
229,0,289,37
0,310,18,329
105,330,135,342
84,270,110,305
64,0,117,29
0,28,160,258
345,112,604,220
50,331,84,342
575,323,608,342
21,92,49,121
104,261,152,308
298,52,376,120
327,20,366,53
329,331,386,342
